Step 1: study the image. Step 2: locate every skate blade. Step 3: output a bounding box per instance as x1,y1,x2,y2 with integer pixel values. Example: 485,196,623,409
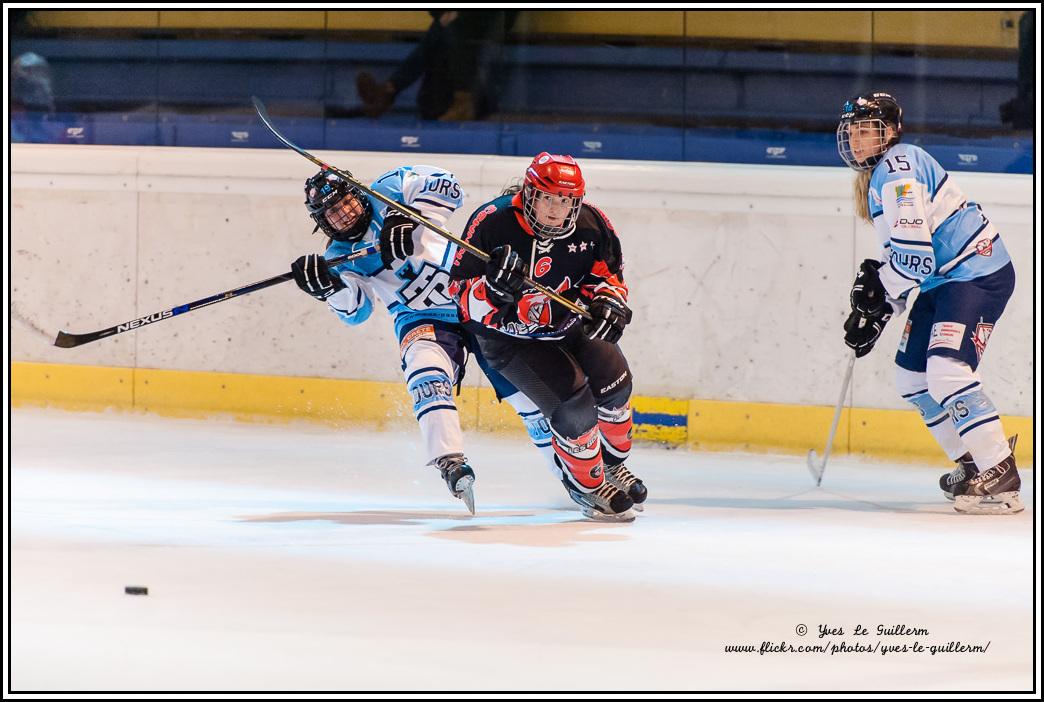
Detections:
581,506,636,523
631,502,645,513
954,491,1024,515
455,476,476,515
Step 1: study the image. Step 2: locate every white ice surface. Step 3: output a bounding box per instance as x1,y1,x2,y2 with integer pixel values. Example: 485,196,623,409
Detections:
9,408,1036,692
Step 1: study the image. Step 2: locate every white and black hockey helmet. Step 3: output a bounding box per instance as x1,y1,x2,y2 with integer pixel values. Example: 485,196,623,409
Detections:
836,92,903,171
304,170,373,242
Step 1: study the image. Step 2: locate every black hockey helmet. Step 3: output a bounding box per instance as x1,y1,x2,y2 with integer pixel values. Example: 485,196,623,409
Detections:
304,170,373,242
836,92,903,170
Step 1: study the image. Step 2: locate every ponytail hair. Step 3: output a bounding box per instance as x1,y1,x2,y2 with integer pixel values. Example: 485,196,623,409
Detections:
853,169,873,224
501,177,523,197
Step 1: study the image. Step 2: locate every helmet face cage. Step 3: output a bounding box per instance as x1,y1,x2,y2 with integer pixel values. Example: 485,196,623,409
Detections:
304,171,373,242
522,183,583,239
836,92,903,171
837,118,891,170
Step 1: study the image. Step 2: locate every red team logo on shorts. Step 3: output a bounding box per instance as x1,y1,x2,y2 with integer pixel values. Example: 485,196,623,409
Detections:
972,319,994,361
975,238,993,257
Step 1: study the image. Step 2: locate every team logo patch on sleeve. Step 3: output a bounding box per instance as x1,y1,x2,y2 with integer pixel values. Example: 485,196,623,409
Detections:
928,322,966,352
971,319,994,361
975,238,994,257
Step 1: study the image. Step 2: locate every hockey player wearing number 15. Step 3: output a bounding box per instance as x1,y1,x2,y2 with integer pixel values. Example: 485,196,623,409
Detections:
837,92,1021,515
288,165,561,514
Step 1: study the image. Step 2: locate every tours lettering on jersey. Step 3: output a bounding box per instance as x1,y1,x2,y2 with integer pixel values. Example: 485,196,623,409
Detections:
419,176,461,200
890,250,934,276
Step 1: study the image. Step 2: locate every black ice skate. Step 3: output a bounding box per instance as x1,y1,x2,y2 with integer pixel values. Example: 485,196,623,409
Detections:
433,453,476,515
953,452,1023,515
563,477,635,522
939,453,977,502
939,436,1017,501
605,463,647,512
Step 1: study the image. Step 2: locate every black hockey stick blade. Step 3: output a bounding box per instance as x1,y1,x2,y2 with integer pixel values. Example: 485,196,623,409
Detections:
55,329,112,348
252,96,343,175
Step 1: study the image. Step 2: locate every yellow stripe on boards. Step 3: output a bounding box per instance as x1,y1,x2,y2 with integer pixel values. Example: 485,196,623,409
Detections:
11,362,1032,466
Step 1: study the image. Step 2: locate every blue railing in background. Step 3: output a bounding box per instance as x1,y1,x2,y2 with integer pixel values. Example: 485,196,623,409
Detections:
12,111,1031,174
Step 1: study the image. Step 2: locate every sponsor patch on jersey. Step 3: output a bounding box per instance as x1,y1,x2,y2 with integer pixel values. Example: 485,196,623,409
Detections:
895,184,915,207
971,319,993,361
898,319,912,353
975,238,994,257
928,322,966,352
894,217,924,229
399,324,436,355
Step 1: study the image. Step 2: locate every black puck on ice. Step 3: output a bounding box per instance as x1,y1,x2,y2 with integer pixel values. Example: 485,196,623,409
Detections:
124,586,148,596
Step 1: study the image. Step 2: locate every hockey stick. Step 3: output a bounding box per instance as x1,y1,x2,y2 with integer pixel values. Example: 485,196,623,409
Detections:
251,96,592,320
54,245,377,348
806,351,857,486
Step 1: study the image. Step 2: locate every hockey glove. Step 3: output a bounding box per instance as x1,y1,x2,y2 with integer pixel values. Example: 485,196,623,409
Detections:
850,259,892,318
583,294,632,343
379,212,416,269
485,245,529,305
843,308,891,358
292,254,346,301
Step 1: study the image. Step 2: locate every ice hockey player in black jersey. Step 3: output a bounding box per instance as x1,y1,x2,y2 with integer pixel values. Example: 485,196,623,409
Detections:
448,153,647,521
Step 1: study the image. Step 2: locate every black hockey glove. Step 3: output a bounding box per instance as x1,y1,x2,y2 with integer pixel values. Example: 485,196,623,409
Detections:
485,245,529,305
850,259,892,318
583,294,632,343
843,308,891,358
291,254,346,301
379,212,416,269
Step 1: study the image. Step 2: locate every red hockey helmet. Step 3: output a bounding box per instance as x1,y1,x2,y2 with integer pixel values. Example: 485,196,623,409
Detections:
522,152,585,238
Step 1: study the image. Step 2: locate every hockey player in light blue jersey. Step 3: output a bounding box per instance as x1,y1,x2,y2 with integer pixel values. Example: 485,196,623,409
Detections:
836,92,1021,515
289,165,561,514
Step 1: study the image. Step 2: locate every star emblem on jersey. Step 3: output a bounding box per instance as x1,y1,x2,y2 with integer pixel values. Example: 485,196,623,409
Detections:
568,243,577,253
579,241,588,252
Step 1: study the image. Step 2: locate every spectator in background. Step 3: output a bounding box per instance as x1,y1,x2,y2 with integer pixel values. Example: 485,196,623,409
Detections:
11,52,56,143
999,10,1033,129
11,52,55,114
356,10,517,121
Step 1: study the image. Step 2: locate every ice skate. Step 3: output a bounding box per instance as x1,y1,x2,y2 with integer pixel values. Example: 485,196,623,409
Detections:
939,435,1017,501
563,477,635,522
605,462,647,512
433,453,476,515
939,453,977,502
953,452,1023,515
